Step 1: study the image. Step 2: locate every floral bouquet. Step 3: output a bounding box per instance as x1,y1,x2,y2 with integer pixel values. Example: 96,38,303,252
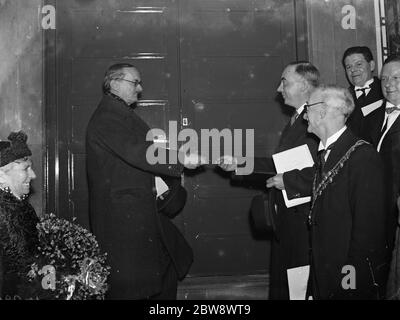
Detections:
25,214,110,300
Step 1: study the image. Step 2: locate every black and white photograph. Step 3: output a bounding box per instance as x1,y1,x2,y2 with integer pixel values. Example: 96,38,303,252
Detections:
1,0,400,310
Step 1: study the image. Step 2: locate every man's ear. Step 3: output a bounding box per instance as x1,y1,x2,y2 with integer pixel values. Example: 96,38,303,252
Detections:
301,79,309,93
319,107,328,120
0,170,8,185
369,60,376,73
109,79,119,92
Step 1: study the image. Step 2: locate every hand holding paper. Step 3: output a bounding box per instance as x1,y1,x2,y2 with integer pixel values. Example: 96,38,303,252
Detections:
272,144,314,208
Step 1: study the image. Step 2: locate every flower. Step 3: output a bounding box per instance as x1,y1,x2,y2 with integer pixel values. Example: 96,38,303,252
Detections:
25,214,110,300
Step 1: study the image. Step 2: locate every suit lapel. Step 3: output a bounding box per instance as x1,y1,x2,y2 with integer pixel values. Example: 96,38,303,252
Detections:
278,110,308,151
322,128,356,174
369,100,386,147
387,113,400,135
378,102,400,152
102,95,150,137
350,77,383,107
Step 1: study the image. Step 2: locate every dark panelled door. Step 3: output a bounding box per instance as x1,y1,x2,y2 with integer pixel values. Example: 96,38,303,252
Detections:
47,0,304,278
51,0,181,229
179,0,299,276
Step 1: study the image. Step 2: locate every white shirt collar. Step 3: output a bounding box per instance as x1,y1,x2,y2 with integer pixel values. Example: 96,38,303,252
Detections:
318,126,347,151
296,103,306,115
378,102,400,152
354,78,374,90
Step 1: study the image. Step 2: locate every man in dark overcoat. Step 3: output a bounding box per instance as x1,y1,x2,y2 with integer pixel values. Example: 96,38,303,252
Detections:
366,55,400,298
304,85,388,299
86,63,201,299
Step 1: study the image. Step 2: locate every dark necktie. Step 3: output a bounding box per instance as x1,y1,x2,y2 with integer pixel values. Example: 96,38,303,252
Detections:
355,87,369,99
380,107,400,135
319,149,328,168
316,145,333,183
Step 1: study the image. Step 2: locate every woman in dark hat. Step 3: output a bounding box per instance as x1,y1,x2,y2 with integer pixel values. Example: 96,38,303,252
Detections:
0,131,39,299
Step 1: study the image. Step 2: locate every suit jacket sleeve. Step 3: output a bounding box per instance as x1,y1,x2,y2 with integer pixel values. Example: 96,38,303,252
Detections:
253,157,275,173
282,137,318,199
92,111,183,177
282,166,316,199
253,156,315,199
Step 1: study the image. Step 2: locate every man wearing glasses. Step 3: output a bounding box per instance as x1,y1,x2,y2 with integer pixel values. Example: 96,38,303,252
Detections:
303,85,387,299
86,63,200,299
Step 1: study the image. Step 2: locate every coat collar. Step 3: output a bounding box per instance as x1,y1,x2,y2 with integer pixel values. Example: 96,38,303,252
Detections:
100,94,137,117
323,127,359,172
349,76,380,94
278,108,309,151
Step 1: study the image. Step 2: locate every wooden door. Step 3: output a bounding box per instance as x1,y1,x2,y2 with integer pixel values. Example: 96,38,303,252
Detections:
178,0,301,276
46,0,306,278
47,0,181,230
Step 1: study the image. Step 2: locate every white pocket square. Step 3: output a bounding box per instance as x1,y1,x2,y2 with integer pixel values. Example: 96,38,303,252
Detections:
361,99,383,116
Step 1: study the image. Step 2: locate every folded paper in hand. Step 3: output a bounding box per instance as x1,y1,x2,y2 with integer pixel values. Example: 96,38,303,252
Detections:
272,144,314,208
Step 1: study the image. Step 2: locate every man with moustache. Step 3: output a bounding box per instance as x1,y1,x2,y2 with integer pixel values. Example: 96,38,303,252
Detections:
303,85,387,299
86,63,202,299
219,61,320,299
342,46,384,141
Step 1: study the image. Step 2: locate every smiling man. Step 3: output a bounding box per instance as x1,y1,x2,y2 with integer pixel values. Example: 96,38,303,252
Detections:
367,55,400,255
342,46,384,141
303,85,388,299
367,55,400,299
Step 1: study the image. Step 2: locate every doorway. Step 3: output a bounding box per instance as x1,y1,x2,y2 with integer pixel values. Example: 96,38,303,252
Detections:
45,0,307,284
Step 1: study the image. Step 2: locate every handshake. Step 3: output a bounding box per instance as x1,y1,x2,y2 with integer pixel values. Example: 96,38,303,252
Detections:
183,154,282,189
183,153,238,171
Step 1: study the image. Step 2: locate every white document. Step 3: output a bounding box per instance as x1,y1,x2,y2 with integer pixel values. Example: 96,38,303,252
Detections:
272,144,314,208
155,176,169,197
287,265,310,300
361,99,383,116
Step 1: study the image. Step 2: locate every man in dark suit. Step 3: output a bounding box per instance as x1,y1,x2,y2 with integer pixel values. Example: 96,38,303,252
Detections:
342,46,384,141
304,85,388,299
365,55,400,256
367,55,400,299
86,63,202,299
219,62,320,299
